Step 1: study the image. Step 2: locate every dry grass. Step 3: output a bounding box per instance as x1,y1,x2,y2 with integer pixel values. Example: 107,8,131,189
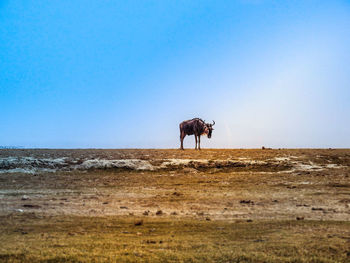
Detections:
0,214,349,262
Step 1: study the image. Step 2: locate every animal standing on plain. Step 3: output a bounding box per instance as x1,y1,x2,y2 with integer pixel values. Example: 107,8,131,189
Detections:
179,118,215,150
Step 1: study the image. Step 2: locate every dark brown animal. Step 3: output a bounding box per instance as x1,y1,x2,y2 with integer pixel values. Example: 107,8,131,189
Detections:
179,118,215,150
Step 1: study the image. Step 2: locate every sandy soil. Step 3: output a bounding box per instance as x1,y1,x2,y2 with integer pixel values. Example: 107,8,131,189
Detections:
1,149,349,221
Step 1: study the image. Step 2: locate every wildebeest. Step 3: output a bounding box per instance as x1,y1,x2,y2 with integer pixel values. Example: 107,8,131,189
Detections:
179,118,215,150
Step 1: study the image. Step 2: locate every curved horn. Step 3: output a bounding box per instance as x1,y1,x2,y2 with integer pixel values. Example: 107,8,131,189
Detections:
212,120,215,126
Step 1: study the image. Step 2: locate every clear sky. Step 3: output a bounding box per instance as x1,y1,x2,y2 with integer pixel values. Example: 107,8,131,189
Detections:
1,0,350,148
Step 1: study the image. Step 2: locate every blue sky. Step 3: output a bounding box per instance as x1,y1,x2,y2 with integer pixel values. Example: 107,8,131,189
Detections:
1,0,350,148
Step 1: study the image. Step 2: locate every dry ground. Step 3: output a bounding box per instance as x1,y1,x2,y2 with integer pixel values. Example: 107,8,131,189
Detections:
0,149,349,262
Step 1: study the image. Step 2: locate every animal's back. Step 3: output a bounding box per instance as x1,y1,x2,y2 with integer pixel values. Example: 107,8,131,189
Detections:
180,118,204,135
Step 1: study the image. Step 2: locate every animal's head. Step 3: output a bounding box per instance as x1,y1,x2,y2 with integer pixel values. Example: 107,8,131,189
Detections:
205,120,215,138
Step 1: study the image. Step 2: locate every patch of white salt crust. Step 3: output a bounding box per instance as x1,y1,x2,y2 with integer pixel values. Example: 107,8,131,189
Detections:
0,157,67,174
325,164,346,169
0,157,67,166
75,159,154,171
160,159,208,168
294,162,323,171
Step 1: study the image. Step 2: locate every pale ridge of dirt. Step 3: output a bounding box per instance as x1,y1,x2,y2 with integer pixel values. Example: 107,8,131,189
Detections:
0,155,347,174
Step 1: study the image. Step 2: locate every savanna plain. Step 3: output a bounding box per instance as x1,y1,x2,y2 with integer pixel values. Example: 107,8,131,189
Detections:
0,149,349,262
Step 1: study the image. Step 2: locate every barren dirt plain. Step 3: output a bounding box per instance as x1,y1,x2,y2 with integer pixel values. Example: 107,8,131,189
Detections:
0,149,349,262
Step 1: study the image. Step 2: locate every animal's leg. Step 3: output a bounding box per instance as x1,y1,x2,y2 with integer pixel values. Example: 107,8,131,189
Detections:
198,135,201,150
180,132,185,150
180,133,182,150
195,135,198,150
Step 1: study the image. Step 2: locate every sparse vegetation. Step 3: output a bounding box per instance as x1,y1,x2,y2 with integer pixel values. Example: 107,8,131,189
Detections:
0,215,349,262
